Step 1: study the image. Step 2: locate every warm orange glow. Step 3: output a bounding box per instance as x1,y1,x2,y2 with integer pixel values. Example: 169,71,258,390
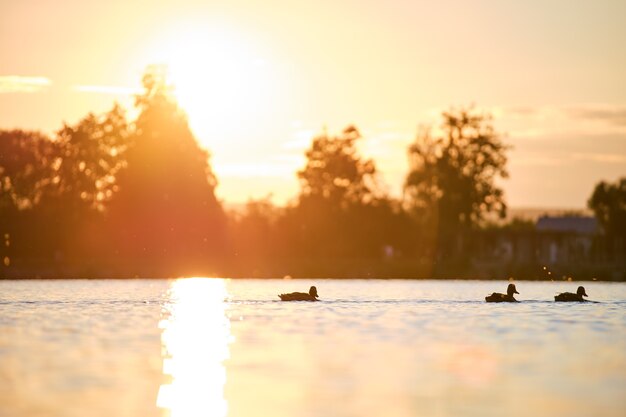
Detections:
142,23,275,149
2,2,625,206
157,278,232,417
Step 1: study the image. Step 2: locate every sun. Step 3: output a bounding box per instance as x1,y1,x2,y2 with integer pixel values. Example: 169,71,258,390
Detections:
141,22,274,149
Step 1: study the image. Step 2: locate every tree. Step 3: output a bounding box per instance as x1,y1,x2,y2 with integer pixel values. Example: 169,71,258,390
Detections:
0,130,60,267
297,125,381,207
0,107,131,269
588,177,626,238
0,129,57,211
106,66,226,273
36,105,132,264
281,125,409,262
404,107,509,259
228,196,281,275
53,104,129,211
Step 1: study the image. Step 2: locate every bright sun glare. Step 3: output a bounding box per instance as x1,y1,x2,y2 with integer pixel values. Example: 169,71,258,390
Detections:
157,278,232,417
144,23,274,148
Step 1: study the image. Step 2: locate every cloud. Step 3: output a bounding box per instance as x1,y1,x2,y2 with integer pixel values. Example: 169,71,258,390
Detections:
564,105,626,127
500,103,626,126
571,152,626,164
73,85,141,95
498,103,626,140
502,106,538,117
0,75,51,93
510,156,567,167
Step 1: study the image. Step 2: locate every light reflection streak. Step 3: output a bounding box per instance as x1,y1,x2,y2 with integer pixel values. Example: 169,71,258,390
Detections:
157,278,232,417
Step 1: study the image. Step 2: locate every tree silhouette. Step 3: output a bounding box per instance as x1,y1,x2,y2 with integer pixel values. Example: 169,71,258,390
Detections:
588,177,626,234
1,107,131,268
404,107,509,260
279,125,410,263
0,129,57,211
228,196,282,275
0,130,60,267
53,104,129,211
106,66,226,273
588,177,626,262
298,125,381,207
37,105,131,263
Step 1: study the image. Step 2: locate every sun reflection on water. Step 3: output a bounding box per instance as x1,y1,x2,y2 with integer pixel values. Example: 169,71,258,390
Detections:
157,278,232,417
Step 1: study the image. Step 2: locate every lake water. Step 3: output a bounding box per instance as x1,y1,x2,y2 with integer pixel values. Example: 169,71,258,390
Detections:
0,279,625,417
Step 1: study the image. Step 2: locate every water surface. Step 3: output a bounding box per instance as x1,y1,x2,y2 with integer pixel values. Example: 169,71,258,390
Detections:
1,279,625,417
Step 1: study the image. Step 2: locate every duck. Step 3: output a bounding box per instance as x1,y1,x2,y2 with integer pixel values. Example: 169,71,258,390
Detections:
555,286,588,302
279,286,319,301
485,283,519,302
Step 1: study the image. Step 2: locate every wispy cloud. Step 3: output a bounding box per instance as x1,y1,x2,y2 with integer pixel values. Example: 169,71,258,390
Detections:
509,103,626,124
502,106,538,117
496,103,626,140
73,85,141,95
511,155,567,167
564,105,626,127
0,75,51,93
571,152,626,163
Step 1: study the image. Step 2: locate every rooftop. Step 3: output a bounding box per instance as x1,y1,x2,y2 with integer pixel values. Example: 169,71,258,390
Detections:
536,216,600,235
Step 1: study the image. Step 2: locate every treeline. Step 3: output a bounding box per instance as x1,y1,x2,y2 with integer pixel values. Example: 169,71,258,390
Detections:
1,68,624,278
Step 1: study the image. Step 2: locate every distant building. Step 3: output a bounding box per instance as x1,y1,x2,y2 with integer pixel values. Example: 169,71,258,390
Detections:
535,216,600,265
536,216,599,235
470,215,620,279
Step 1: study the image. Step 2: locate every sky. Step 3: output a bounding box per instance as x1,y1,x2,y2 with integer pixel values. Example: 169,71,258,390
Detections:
1,0,625,208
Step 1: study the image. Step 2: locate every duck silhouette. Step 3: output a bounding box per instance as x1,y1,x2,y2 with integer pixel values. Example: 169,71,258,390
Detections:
555,286,588,302
485,283,519,303
279,286,319,301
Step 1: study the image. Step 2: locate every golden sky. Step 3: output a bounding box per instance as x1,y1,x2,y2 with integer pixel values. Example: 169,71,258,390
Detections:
1,0,625,208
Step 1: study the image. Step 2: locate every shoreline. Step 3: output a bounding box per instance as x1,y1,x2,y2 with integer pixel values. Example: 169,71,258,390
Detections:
1,275,622,282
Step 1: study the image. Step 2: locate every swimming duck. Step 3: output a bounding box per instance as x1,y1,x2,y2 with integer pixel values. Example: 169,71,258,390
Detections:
555,286,588,302
485,283,519,302
279,286,319,301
